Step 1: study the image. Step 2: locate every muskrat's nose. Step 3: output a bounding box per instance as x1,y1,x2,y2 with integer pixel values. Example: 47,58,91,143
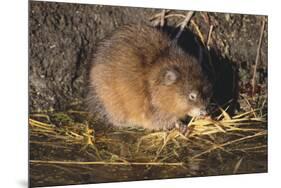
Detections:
199,109,207,117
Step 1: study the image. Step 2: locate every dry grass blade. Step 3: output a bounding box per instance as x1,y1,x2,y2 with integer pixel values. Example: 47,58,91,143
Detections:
232,109,261,119
175,11,194,40
191,131,266,160
230,145,267,153
190,20,205,45
233,158,243,174
219,107,231,120
251,17,266,95
136,131,166,152
221,118,265,123
160,10,166,27
153,130,186,160
29,118,54,129
30,160,183,166
190,119,226,133
206,25,214,49
29,114,51,121
29,103,267,182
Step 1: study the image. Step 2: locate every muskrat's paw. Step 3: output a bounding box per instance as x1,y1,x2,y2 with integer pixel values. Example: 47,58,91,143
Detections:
166,121,188,134
183,125,195,137
176,122,188,134
173,121,195,137
164,123,176,131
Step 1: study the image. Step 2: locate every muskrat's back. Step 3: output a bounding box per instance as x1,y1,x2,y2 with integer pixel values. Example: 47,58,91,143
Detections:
89,24,212,130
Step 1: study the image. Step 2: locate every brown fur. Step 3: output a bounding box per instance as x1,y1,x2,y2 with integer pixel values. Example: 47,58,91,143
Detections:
88,24,212,130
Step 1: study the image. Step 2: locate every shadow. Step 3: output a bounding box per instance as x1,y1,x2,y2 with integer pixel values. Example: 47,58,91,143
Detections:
160,25,239,116
209,48,239,115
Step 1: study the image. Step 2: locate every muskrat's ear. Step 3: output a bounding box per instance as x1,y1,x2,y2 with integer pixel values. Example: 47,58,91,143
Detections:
163,69,179,85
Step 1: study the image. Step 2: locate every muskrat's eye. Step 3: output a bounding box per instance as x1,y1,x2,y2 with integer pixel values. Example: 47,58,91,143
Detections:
189,92,197,101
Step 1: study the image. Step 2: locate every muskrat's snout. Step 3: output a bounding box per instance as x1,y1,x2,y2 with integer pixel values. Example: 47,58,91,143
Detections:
199,109,207,117
187,106,208,118
198,103,214,117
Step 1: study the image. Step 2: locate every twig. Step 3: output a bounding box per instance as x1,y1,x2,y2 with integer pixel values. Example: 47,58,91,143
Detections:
190,20,205,45
229,145,267,152
251,18,266,95
29,119,54,130
164,14,186,19
200,12,211,25
240,94,257,117
30,160,183,166
175,11,194,40
149,10,171,21
160,10,166,27
206,25,214,49
29,141,69,148
233,157,243,174
29,114,51,122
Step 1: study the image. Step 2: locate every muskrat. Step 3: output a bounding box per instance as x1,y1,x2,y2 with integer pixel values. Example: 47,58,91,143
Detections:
88,23,213,130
